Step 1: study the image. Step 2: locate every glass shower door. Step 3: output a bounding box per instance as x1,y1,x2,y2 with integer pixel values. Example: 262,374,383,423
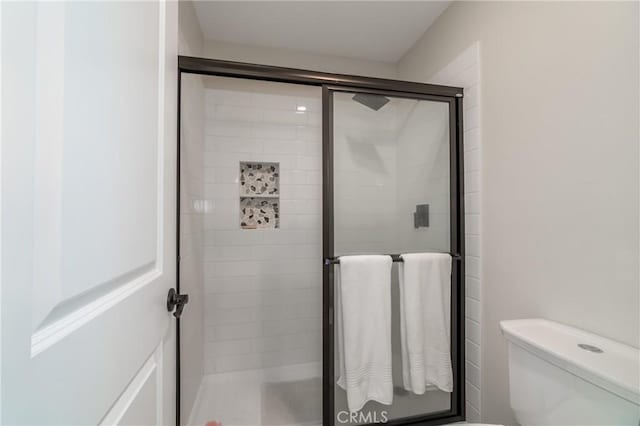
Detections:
179,73,324,426
324,87,463,425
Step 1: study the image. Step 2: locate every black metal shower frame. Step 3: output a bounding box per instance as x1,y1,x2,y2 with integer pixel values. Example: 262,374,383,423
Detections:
176,55,466,426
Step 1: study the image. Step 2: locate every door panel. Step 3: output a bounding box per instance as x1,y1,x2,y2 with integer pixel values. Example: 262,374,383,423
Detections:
2,1,177,424
100,345,163,426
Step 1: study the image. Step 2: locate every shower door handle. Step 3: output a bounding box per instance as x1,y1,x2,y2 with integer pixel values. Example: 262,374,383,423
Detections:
166,288,189,319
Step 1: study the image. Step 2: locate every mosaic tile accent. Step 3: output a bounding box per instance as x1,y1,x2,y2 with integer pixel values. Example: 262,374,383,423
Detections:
240,162,279,196
240,197,279,229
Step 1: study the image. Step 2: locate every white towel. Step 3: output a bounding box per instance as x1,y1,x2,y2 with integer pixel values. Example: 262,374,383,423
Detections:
336,255,393,412
399,253,453,394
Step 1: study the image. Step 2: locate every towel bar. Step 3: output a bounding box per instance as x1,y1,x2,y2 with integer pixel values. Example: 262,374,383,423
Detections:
324,253,462,265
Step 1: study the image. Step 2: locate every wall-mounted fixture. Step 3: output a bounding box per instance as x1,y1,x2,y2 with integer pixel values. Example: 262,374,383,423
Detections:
414,204,429,228
352,93,390,111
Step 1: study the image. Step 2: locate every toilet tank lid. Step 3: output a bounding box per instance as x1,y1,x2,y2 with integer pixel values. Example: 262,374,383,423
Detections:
500,319,640,405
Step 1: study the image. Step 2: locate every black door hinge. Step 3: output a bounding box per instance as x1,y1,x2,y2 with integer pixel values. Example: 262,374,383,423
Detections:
167,288,189,319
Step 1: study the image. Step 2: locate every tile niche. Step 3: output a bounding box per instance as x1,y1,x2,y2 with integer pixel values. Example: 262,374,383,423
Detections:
239,162,280,229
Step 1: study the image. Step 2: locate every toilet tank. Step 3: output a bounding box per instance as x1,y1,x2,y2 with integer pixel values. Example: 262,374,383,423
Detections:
500,319,640,425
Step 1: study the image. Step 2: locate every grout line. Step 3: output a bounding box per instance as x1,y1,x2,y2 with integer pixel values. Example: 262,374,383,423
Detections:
466,293,480,302
466,318,481,326
464,389,481,413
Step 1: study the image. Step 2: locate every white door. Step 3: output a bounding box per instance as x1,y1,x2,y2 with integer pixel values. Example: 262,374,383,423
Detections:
1,1,178,424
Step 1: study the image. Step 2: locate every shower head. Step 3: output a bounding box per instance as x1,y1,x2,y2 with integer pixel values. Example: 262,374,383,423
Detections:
352,93,390,111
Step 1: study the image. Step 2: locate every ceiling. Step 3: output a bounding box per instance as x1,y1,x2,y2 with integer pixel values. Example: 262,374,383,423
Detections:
193,1,451,63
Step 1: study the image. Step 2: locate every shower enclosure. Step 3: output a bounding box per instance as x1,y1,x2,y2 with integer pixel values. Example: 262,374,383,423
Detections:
177,57,465,426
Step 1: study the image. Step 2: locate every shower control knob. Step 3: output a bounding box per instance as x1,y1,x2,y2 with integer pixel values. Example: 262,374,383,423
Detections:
166,288,189,319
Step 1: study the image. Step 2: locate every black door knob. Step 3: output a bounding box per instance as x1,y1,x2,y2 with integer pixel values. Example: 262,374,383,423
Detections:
166,288,189,319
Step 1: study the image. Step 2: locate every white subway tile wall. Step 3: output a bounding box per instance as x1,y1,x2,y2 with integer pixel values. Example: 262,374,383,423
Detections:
203,83,323,374
430,42,482,422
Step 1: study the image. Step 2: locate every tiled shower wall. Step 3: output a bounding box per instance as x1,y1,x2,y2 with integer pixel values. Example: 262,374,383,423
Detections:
333,96,452,256
395,100,452,253
202,82,323,374
429,43,482,422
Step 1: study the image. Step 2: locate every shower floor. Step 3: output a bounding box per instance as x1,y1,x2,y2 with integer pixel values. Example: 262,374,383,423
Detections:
188,361,450,426
188,363,322,426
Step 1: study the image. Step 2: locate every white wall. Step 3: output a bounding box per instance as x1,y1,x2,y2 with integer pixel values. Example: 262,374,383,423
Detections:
178,0,203,58
397,2,639,424
203,39,397,79
202,78,323,374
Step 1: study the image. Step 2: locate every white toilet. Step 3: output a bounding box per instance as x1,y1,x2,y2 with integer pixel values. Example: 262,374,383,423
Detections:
499,318,640,425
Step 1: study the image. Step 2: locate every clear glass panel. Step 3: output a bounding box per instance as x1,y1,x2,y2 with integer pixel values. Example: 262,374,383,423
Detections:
180,74,323,425
332,91,452,424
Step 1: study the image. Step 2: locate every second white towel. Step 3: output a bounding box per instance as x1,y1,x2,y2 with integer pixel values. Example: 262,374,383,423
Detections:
399,253,453,394
336,255,393,412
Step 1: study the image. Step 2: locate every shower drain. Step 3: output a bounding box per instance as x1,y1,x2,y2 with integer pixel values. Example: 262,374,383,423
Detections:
578,343,603,353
